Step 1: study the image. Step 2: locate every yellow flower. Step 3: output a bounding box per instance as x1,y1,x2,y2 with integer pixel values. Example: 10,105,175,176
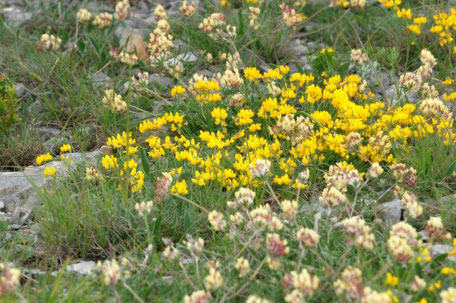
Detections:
320,47,334,54
305,84,322,104
378,0,401,8
36,153,53,165
60,144,72,153
450,238,456,256
273,174,292,185
290,73,314,87
442,78,453,86
396,8,412,19
413,16,427,24
211,107,228,126
428,280,441,292
443,92,456,102
311,110,332,126
107,132,136,150
279,65,290,74
248,123,261,133
236,109,255,126
102,155,119,170
441,267,456,275
384,272,399,287
199,131,230,149
171,85,186,97
263,68,282,81
171,179,188,195
244,67,262,82
194,80,222,103
43,166,56,177
407,24,421,35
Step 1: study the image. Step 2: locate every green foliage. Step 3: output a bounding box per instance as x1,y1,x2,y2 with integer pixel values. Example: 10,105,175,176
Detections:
376,46,401,71
0,76,19,133
36,162,142,259
311,49,349,77
399,133,456,193
0,124,46,169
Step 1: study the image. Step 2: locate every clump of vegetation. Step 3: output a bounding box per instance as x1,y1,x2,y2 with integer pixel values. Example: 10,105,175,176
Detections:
0,76,19,133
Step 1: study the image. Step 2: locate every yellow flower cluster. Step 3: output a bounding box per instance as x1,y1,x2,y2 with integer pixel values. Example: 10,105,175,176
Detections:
171,85,186,97
211,107,228,126
431,9,456,47
380,0,456,54
121,64,456,199
43,166,56,177
100,132,145,193
36,153,53,165
193,79,222,103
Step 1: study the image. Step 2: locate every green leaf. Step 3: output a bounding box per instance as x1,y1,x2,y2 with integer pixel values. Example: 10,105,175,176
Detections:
445,161,456,177
107,178,116,191
140,147,151,176
238,9,245,37
184,210,191,232
77,39,86,53
153,215,162,237
430,253,448,268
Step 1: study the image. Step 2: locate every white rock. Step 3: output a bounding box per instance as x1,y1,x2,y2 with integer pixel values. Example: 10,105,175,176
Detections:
429,244,456,261
377,198,402,228
167,52,198,65
149,74,172,86
1,6,32,26
91,72,112,87
14,83,26,98
66,261,97,275
0,151,101,225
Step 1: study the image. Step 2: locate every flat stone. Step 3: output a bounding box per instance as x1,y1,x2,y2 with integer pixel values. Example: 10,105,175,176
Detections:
167,52,198,65
1,6,32,26
385,86,418,106
377,198,402,228
194,69,214,78
14,83,26,98
91,72,112,87
288,39,310,57
429,244,456,261
37,127,62,140
180,257,195,264
439,194,456,203
162,276,173,284
0,151,101,225
28,99,43,114
66,261,97,275
149,74,172,86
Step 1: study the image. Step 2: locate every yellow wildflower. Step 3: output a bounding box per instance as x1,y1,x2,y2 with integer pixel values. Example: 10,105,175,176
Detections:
171,86,186,97
43,166,56,177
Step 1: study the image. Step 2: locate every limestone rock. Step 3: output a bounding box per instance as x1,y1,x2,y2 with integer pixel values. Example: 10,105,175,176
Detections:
91,72,112,88
429,244,456,262
66,261,97,275
0,151,101,225
377,198,402,228
1,6,32,26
